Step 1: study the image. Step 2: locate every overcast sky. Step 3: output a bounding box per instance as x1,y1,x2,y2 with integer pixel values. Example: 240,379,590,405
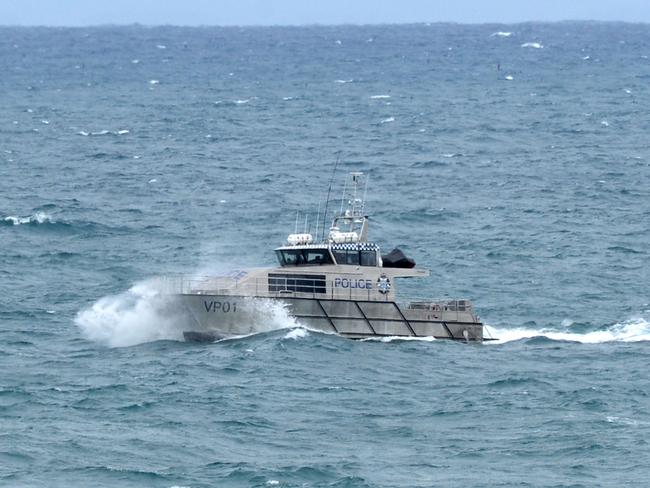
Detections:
2,0,650,26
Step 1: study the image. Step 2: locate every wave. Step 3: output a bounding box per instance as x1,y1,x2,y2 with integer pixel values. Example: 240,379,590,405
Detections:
486,317,650,344
76,279,301,347
2,211,54,226
521,42,543,49
77,129,130,136
75,279,187,347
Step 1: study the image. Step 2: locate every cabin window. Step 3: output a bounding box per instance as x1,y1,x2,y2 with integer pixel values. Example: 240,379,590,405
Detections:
332,250,346,265
276,249,333,266
345,251,360,265
281,249,305,266
360,250,377,266
304,249,333,265
268,273,326,294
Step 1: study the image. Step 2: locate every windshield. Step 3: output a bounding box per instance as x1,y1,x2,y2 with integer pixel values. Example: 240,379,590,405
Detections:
276,249,333,266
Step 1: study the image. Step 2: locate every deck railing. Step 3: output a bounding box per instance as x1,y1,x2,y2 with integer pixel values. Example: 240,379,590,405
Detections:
160,275,474,317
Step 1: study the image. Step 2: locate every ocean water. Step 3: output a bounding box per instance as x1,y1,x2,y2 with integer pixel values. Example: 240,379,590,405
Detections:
1,22,650,487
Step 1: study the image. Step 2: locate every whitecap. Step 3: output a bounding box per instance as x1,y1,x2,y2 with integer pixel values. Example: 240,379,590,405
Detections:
505,75,514,81
334,79,353,84
78,131,89,136
335,40,342,45
491,31,512,37
582,55,591,60
485,317,650,344
234,99,250,104
370,94,391,99
521,42,543,49
90,130,110,136
41,119,49,125
148,178,157,183
131,59,140,64
284,327,310,340
4,211,53,226
156,44,166,49
149,79,160,85
601,120,609,127
116,129,129,135
380,117,395,124
282,96,294,101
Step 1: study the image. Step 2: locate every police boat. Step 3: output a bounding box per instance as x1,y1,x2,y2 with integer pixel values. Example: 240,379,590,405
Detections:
172,172,487,342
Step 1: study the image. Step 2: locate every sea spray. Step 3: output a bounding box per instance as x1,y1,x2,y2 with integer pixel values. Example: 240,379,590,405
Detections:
76,278,302,347
75,279,187,347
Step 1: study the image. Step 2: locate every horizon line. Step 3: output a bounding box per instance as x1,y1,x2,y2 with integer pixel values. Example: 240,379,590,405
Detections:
1,19,649,29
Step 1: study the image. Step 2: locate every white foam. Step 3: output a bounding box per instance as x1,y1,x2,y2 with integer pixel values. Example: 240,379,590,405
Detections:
521,42,543,49
78,131,89,136
76,279,303,347
380,117,395,124
149,79,160,85
334,79,353,84
234,99,250,104
284,327,310,340
116,129,129,135
505,75,514,81
362,335,436,343
370,94,391,99
75,279,186,347
4,211,53,225
601,120,609,127
485,317,650,344
491,31,513,37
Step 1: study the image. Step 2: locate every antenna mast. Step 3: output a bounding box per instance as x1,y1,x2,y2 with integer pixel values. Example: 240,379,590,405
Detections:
320,152,341,242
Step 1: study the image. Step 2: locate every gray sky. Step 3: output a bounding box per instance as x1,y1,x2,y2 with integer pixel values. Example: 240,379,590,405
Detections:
2,0,650,26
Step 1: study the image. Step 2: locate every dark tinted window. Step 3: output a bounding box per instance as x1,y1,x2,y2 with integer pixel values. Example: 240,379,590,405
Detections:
332,250,346,265
346,251,360,265
304,249,333,265
281,249,305,266
360,250,377,266
278,249,333,266
268,274,326,294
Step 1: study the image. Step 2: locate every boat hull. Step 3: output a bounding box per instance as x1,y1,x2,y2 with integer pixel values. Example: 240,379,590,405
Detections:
178,293,484,342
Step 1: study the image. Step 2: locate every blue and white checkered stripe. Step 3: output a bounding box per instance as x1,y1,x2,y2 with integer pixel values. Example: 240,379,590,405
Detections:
330,242,379,251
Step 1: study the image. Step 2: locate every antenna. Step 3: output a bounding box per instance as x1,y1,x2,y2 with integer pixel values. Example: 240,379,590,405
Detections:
314,201,321,241
361,172,370,214
303,213,308,234
321,152,341,241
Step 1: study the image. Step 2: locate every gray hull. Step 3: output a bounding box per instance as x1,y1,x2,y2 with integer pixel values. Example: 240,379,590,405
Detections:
179,293,484,342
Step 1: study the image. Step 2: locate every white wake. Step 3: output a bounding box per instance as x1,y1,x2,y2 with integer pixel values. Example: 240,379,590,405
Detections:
485,317,650,344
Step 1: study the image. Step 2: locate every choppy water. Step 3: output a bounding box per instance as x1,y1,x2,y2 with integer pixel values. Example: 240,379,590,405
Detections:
2,23,650,487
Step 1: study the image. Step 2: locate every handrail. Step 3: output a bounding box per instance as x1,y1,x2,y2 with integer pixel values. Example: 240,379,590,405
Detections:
159,275,475,317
